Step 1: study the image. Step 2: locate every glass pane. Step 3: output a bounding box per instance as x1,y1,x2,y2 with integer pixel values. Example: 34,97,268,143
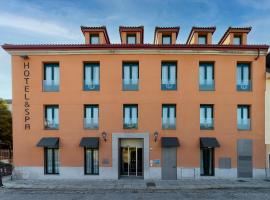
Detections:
233,36,241,45
162,66,168,84
131,66,138,84
243,107,248,119
162,107,168,124
86,149,93,174
169,107,175,124
237,107,241,122
199,66,205,84
124,107,130,124
46,149,53,174
85,66,92,85
46,107,53,126
131,107,137,124
54,149,59,174
93,66,99,85
198,36,207,44
162,36,171,44
169,66,176,84
206,107,212,118
127,36,136,44
124,66,130,84
93,107,99,125
91,36,99,44
93,149,99,174
53,66,59,85
200,107,205,122
45,66,52,84
54,107,59,126
237,66,242,83
206,66,213,81
243,66,249,83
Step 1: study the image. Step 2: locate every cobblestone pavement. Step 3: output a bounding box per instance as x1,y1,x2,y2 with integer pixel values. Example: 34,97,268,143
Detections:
1,188,270,200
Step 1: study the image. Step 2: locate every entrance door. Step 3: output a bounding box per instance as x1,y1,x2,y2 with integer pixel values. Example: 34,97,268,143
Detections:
237,139,253,178
162,147,177,180
120,146,143,177
200,148,214,176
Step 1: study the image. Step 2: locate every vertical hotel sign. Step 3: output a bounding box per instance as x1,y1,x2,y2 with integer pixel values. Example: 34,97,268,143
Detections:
24,61,31,130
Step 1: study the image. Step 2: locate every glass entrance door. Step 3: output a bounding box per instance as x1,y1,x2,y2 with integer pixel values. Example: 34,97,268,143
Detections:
200,148,214,176
120,146,143,177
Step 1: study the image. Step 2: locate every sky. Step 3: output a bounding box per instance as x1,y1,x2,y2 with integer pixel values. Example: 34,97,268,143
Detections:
0,0,269,99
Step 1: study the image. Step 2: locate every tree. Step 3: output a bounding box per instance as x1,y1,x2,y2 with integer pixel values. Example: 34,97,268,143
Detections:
0,99,12,148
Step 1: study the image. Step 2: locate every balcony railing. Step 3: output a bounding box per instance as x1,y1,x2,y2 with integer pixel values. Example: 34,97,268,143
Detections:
84,118,99,129
44,120,59,130
238,119,251,130
43,80,59,92
84,82,100,91
237,80,251,91
162,118,176,129
124,121,138,129
200,118,214,130
122,79,139,91
161,82,177,90
199,79,215,91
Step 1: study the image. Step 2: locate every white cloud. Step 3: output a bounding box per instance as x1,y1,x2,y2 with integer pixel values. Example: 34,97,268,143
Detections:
0,13,79,40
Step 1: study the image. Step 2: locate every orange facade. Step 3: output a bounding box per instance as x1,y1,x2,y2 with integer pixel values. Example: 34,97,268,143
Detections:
2,26,269,179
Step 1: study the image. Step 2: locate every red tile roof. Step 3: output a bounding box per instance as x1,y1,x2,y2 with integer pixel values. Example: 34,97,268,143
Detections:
186,27,216,44
80,26,110,44
218,27,252,44
2,43,268,51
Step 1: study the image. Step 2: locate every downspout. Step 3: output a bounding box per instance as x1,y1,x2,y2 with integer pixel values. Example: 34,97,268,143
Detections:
255,48,261,60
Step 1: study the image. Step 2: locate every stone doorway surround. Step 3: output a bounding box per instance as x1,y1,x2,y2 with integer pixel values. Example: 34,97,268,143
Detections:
112,133,150,179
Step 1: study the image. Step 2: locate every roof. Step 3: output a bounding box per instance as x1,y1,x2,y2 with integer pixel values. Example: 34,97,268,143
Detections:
36,137,59,148
200,137,220,148
161,137,180,147
2,43,269,51
119,26,144,43
154,26,180,37
218,27,252,44
80,137,99,148
186,26,216,44
80,26,110,44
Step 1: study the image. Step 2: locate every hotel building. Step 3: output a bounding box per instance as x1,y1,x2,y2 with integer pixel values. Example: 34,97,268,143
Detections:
2,26,269,179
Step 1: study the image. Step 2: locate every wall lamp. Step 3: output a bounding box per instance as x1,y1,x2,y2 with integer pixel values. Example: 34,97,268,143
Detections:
102,131,107,142
154,131,159,142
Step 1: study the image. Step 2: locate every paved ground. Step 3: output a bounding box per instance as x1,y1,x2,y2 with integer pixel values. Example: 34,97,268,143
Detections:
1,188,270,200
1,178,270,199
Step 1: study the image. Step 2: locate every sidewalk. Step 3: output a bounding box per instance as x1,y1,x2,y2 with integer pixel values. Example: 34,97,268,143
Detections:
2,177,270,191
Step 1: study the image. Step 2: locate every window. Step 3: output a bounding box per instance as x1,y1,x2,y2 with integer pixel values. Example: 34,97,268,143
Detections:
199,63,214,91
237,63,251,91
84,105,99,129
162,35,171,44
127,34,136,44
200,105,214,130
162,104,176,129
233,35,242,45
123,105,138,129
85,148,99,175
123,62,139,90
43,63,59,92
84,63,100,91
237,105,251,130
198,35,207,44
44,105,59,129
44,148,59,174
90,34,100,44
161,62,177,90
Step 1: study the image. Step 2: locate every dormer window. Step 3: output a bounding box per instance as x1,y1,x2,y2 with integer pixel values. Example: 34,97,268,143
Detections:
90,34,100,44
233,35,242,45
198,35,207,44
162,35,171,45
127,34,136,44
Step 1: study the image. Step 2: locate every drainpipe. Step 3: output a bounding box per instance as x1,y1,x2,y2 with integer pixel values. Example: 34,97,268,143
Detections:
255,48,261,60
